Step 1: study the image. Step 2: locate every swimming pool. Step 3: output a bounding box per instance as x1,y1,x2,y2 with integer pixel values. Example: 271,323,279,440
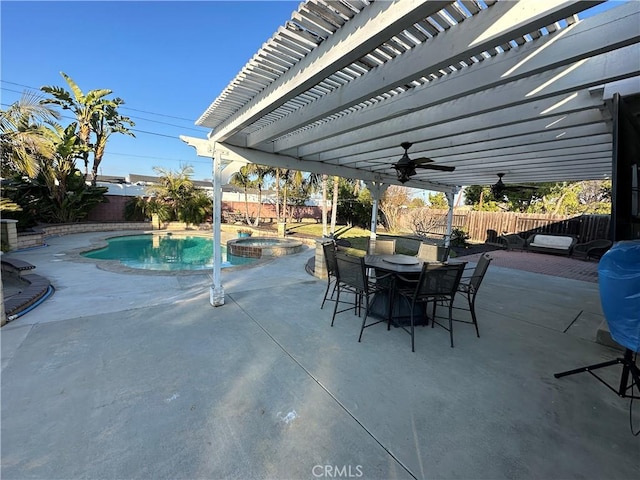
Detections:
82,234,257,271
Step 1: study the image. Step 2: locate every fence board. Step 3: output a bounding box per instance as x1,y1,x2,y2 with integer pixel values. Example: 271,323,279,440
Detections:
407,210,610,243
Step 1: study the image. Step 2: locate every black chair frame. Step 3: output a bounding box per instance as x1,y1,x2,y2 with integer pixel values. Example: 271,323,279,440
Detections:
320,241,338,309
453,253,492,337
331,252,392,338
395,262,466,351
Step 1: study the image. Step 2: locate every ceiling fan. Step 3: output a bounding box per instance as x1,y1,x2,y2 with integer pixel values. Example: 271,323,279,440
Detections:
491,173,539,197
392,142,455,184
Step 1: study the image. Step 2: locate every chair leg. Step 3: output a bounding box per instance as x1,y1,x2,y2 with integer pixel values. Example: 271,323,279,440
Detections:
410,308,415,352
431,301,436,328
320,278,336,309
448,302,454,348
358,293,371,343
331,287,341,327
469,294,480,337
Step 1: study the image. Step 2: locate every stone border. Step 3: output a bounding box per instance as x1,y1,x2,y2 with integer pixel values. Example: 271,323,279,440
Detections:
63,230,278,276
227,237,304,258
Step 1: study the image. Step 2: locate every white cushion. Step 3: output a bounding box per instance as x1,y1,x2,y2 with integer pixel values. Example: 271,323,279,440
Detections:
530,235,573,249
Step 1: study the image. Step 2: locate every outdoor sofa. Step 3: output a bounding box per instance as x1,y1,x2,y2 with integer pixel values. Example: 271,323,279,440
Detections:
525,233,577,256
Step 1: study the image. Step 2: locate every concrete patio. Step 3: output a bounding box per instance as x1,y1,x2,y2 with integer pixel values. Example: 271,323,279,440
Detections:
1,232,638,479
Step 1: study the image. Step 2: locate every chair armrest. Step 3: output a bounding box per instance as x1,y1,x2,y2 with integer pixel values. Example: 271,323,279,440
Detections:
394,273,419,284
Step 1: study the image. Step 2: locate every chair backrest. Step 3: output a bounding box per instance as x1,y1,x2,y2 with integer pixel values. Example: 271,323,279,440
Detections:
416,242,439,262
470,253,492,291
414,262,466,299
335,251,367,292
375,239,396,255
322,241,337,277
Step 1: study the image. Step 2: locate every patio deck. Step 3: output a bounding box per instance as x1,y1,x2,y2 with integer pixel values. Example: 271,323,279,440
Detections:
1,232,638,479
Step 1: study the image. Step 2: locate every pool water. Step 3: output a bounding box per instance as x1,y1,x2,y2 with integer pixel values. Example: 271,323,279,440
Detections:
82,234,257,271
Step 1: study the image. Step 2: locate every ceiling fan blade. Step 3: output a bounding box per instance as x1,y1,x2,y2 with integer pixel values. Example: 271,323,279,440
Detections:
414,164,456,172
412,157,434,165
505,184,538,190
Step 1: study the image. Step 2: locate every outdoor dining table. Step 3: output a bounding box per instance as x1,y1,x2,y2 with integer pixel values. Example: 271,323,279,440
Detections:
364,254,430,327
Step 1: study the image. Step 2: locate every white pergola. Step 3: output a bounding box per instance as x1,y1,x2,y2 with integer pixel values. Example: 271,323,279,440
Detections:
182,0,640,305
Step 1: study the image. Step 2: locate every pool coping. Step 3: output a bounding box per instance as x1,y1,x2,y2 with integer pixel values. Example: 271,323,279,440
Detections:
63,230,277,276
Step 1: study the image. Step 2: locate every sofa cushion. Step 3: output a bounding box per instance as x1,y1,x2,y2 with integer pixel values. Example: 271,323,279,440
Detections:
530,234,573,249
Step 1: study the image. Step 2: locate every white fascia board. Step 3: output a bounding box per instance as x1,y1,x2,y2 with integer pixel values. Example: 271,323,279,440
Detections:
278,43,638,156
248,0,624,146
203,0,454,140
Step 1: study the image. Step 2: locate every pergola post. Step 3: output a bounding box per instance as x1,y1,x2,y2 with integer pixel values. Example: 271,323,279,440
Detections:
444,187,460,260
210,149,225,306
181,135,244,307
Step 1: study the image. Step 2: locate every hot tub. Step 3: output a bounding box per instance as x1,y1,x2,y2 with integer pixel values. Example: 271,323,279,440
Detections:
226,237,304,258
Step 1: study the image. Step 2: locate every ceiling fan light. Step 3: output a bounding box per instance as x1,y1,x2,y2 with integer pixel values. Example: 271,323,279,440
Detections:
396,166,413,184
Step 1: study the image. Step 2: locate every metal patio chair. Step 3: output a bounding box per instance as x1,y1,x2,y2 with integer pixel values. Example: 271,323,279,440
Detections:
454,253,493,338
320,241,338,309
396,262,466,351
374,239,396,255
332,251,392,337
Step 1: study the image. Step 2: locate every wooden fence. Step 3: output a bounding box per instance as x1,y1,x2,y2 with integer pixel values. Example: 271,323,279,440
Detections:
411,210,611,244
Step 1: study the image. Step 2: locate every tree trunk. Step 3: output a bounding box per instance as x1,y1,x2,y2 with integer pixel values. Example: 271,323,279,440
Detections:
243,188,250,224
330,176,339,235
275,170,281,222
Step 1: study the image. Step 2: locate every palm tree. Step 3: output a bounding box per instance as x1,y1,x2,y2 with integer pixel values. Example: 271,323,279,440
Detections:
41,72,113,179
91,100,135,185
146,165,196,222
247,164,274,226
41,122,82,209
0,92,59,178
229,166,254,224
42,72,132,185
144,165,211,225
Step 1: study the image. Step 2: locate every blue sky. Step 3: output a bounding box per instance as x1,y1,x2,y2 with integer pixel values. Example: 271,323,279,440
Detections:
1,1,298,180
1,1,624,182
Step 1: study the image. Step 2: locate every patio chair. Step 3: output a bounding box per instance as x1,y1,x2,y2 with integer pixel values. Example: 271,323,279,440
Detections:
454,253,493,338
320,241,338,309
416,243,450,262
374,239,396,255
571,239,612,261
332,251,392,336
498,233,526,251
395,262,466,351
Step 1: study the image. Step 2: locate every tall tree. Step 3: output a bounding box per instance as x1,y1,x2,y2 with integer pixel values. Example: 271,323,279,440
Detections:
330,176,339,235
145,165,211,224
229,166,254,224
41,72,133,184
91,101,135,186
0,92,59,178
380,185,411,233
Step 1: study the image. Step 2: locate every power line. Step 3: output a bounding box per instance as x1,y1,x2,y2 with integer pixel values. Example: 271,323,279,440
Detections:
105,150,212,166
0,81,207,131
0,101,192,140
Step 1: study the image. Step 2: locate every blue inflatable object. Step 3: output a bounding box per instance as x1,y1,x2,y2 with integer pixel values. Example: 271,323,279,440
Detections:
599,240,640,352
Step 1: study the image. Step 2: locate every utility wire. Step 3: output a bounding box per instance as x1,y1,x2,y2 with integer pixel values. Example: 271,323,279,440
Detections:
1,81,206,131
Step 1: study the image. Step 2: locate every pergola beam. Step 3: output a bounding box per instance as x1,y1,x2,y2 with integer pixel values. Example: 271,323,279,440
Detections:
201,0,455,139
247,0,618,146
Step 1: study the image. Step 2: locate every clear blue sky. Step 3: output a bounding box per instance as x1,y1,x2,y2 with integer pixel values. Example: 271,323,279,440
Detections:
1,0,299,180
1,1,623,182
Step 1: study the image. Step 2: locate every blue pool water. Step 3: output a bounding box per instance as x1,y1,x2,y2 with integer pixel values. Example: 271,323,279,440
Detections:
82,234,257,271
